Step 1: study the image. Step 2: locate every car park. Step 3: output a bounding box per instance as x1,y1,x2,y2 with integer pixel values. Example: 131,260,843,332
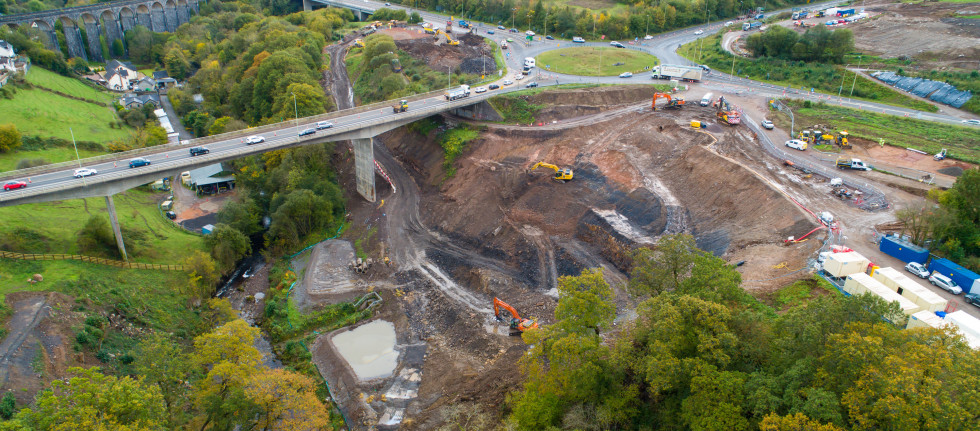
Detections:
475,87,487,93
525,82,538,88
694,29,704,35
299,128,316,137
572,36,585,43
785,139,807,151
965,293,980,307
502,80,513,86
929,272,963,294
3,180,26,191
489,84,500,90
316,121,333,130
905,262,930,279
619,72,633,78
128,157,151,168
189,146,209,156
245,135,265,145
74,168,97,178
761,120,774,130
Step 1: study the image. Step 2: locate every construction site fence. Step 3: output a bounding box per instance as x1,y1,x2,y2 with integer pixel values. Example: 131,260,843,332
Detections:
743,103,890,212
0,250,185,270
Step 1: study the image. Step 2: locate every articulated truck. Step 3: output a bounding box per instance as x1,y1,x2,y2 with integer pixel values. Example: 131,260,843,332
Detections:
649,64,702,82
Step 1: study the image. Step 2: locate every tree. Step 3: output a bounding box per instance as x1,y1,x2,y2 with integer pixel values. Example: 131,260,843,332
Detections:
245,369,331,430
192,319,263,430
14,367,167,430
628,233,700,297
184,110,214,137
409,11,423,24
164,46,191,80
271,82,329,122
0,393,15,420
134,333,192,425
205,223,252,273
760,413,845,431
111,38,125,57
77,215,116,256
895,202,933,245
217,197,263,236
208,116,247,136
681,363,749,431
0,124,22,153
182,250,221,301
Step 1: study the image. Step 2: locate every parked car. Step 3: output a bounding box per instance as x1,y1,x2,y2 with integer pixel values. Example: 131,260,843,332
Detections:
785,139,807,151
610,41,625,48
619,72,633,78
545,35,554,40
488,83,500,90
525,82,538,88
245,135,265,145
487,29,495,34
929,272,963,295
74,168,97,178
694,29,704,35
905,261,930,278
316,121,334,130
3,180,26,191
965,293,980,307
189,146,209,156
761,120,774,130
502,79,513,86
572,36,585,43
298,128,316,137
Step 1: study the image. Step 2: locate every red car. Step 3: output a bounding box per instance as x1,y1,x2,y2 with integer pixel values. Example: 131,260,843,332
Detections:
3,180,27,191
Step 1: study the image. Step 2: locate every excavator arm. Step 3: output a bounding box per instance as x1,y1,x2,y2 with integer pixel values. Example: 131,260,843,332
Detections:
493,297,538,333
530,162,573,182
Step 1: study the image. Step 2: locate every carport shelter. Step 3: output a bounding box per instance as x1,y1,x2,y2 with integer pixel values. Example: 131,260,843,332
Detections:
188,163,235,195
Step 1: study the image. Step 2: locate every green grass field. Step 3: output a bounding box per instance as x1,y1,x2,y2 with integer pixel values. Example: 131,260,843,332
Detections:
535,47,658,76
25,67,117,105
0,82,131,142
0,146,105,173
778,101,980,163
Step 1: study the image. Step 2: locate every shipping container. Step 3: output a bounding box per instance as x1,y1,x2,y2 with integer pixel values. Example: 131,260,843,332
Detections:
202,224,215,235
872,267,947,312
906,310,947,330
823,251,871,278
160,200,173,211
945,311,980,349
843,273,920,319
928,258,980,294
878,235,929,264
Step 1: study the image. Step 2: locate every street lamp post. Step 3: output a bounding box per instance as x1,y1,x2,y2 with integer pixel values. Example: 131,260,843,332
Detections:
291,92,298,128
69,127,82,169
512,8,516,30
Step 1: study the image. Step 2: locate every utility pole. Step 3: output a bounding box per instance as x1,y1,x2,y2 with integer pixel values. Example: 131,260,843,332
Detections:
849,56,862,97
838,64,849,99
291,92,298,128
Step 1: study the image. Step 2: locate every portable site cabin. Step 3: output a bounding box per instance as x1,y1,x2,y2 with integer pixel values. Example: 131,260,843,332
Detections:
843,273,921,320
824,251,871,278
906,310,947,330
945,311,980,350
160,200,173,211
929,258,980,295
878,235,929,264
872,267,948,312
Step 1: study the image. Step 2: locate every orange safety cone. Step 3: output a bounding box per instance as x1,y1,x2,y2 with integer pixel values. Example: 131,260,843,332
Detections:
28,178,31,183
166,153,169,158
114,161,117,167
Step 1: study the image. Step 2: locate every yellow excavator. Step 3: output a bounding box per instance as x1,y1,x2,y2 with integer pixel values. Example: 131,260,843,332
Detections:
531,162,573,182
835,131,850,149
435,29,459,45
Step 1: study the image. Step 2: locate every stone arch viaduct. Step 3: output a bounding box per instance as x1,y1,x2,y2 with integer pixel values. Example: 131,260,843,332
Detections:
0,0,200,63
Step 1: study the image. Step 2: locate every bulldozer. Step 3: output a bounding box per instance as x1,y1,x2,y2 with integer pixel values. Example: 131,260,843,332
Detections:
713,96,741,125
651,92,685,111
530,162,573,182
493,297,538,335
392,100,408,113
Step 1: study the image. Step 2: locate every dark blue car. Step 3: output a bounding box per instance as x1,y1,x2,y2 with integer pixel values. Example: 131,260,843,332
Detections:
299,128,316,137
129,157,151,168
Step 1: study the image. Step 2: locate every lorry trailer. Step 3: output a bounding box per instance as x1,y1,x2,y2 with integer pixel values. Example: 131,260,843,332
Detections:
650,64,702,82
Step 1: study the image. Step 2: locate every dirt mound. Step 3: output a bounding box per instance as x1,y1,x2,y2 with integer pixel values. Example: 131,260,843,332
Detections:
395,33,497,74
851,0,980,66
527,85,659,107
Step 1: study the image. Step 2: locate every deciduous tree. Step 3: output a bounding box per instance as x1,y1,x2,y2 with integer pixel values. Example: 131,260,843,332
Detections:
0,124,22,153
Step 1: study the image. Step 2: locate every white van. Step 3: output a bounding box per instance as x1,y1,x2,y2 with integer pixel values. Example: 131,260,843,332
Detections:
524,57,535,68
700,92,714,106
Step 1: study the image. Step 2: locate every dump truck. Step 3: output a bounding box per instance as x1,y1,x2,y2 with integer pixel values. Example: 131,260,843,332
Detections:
392,100,408,113
650,64,702,82
742,21,763,31
444,85,471,101
836,158,872,171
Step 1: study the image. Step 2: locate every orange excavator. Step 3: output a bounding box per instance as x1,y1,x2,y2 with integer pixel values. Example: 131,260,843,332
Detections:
651,92,685,111
493,297,538,335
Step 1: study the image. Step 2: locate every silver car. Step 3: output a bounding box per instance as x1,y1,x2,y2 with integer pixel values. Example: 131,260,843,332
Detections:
904,262,929,279
929,272,962,295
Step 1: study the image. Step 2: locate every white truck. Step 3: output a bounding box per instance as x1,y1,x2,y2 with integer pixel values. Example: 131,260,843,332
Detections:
524,57,536,68
836,158,872,171
650,64,702,82
445,85,471,101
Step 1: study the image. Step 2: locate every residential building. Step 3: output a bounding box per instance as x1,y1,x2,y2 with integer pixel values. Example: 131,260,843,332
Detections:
152,70,178,89
118,93,161,109
101,59,145,91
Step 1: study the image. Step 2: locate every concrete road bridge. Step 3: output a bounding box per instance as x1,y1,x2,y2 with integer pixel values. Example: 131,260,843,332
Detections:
0,0,200,63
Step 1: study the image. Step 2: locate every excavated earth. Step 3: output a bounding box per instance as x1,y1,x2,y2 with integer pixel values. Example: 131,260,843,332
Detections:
392,30,497,74
315,86,828,429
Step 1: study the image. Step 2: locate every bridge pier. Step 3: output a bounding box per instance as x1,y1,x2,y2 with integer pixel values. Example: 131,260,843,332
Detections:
43,30,61,53
353,138,376,203
104,195,129,262
303,0,312,11
84,20,104,63
62,20,88,60
136,9,152,29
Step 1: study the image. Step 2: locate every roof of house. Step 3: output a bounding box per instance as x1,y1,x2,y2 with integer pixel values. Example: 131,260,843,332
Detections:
188,163,235,187
119,93,161,106
0,41,14,58
152,70,169,80
106,59,136,72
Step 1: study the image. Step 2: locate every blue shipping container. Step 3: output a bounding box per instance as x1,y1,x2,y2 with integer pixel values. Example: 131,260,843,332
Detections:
879,235,929,264
928,258,980,295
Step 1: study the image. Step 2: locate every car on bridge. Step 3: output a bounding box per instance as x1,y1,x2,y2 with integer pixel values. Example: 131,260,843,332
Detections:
74,168,97,178
3,180,27,191
189,146,210,156
489,84,500,90
316,121,334,130
475,87,487,93
573,37,585,43
129,157,151,168
299,128,316,137
245,135,266,145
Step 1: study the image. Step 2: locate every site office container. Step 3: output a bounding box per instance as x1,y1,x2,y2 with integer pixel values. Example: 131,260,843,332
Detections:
906,310,947,330
945,311,980,350
928,258,980,294
843,273,920,323
872,267,948,312
878,235,929,264
824,251,871,278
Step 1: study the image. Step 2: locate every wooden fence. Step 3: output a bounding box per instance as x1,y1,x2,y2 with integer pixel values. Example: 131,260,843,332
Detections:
0,250,185,271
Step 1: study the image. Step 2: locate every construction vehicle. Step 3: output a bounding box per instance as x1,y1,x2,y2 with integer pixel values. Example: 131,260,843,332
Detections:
458,20,470,28
392,100,408,113
390,58,402,73
934,148,947,161
835,131,850,149
422,23,435,34
435,29,459,45
530,162,574,182
651,92,685,111
445,85,471,101
493,297,538,335
836,158,872,171
353,38,365,48
714,96,741,125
